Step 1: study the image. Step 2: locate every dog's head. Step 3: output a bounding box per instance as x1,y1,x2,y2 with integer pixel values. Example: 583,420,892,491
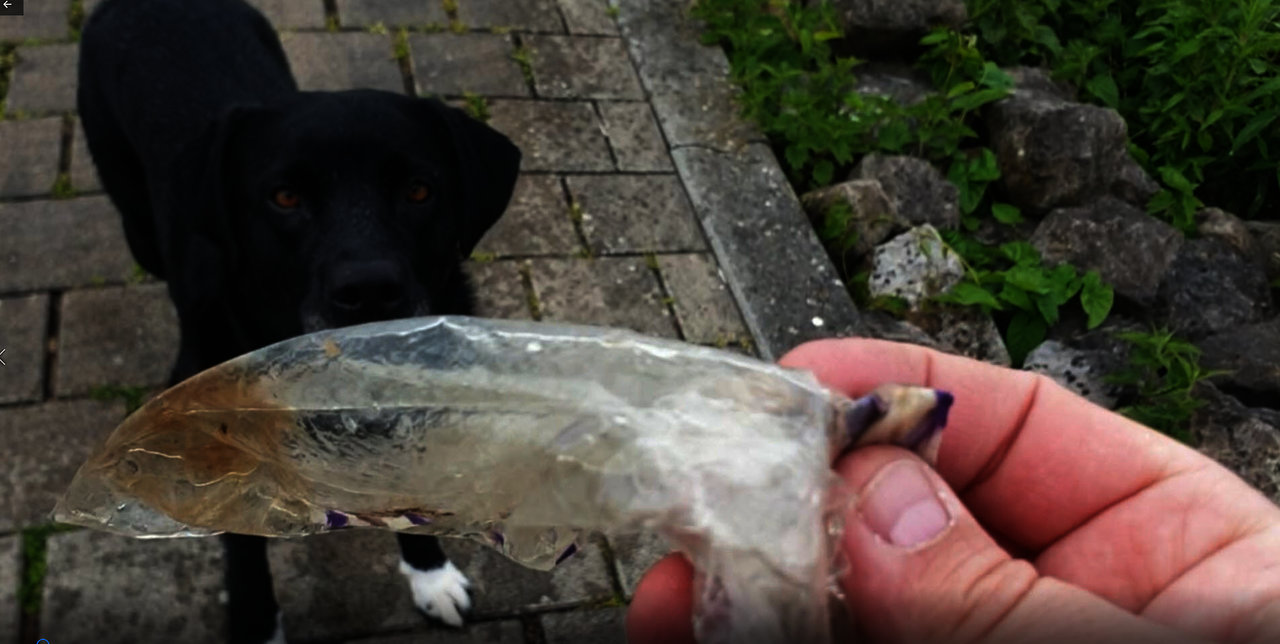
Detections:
168,91,520,352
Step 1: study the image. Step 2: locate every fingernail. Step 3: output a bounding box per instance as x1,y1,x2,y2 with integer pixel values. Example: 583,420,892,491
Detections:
859,460,951,548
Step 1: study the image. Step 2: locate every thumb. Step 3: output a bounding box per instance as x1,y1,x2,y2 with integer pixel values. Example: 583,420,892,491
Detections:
836,446,1203,644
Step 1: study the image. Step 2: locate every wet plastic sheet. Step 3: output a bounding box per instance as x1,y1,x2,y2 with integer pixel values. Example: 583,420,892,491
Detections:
54,316,950,644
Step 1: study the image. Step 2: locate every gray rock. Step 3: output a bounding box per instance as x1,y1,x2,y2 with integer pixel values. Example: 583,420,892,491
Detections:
1244,220,1280,280
614,0,732,96
826,0,966,52
1196,208,1258,261
1111,157,1161,208
1023,339,1121,408
987,93,1132,213
852,62,934,106
1005,67,1074,102
1192,383,1280,506
1198,317,1280,399
868,225,964,307
851,154,959,230
1030,197,1183,305
857,311,946,352
800,178,899,258
907,305,1011,366
1158,238,1273,340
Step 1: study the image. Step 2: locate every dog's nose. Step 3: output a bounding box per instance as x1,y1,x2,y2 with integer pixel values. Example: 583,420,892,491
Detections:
325,260,409,317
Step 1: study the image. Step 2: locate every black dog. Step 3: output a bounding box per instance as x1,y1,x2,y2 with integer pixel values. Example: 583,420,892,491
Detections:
78,0,521,641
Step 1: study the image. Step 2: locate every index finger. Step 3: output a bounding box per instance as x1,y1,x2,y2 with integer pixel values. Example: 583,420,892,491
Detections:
780,338,1206,552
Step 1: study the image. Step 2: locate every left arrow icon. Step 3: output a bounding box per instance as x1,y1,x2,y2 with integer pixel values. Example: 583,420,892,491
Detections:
1,2,10,8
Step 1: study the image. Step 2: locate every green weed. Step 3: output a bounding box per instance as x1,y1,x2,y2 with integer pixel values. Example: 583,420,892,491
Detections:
51,173,75,199
325,15,340,32
1106,328,1226,441
367,21,389,35
19,524,79,615
462,92,490,122
511,46,534,84
968,0,1280,226
69,0,86,41
936,234,1114,365
89,384,150,415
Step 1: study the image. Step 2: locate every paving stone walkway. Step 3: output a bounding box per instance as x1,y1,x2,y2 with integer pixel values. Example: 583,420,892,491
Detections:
0,1,857,642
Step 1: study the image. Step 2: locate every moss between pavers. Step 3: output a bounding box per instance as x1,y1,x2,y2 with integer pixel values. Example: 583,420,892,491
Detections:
19,524,79,616
68,0,86,41
88,384,149,415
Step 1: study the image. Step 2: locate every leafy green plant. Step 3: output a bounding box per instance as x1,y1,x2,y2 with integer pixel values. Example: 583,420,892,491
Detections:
462,92,490,122
937,235,1114,365
89,384,150,415
967,0,1280,225
692,1,1012,192
1106,328,1226,441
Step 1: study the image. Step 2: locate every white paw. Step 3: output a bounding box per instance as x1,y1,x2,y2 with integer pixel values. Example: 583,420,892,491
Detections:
265,611,286,644
399,559,472,627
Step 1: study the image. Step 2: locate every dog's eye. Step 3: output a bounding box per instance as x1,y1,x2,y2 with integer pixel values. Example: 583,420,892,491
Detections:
406,182,431,204
271,188,301,210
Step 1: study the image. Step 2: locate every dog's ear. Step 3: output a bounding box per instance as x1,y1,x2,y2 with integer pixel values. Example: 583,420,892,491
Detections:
163,105,268,363
412,99,522,258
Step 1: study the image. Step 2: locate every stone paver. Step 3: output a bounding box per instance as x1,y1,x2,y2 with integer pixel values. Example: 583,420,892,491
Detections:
0,116,62,197
269,531,425,641
474,174,578,256
250,0,328,29
672,144,861,359
542,606,626,643
345,620,525,644
608,532,669,598
527,36,643,100
614,0,731,96
487,100,612,172
656,253,750,345
0,398,124,531
335,0,448,28
0,535,17,638
465,260,534,319
410,33,529,98
566,175,704,254
281,32,404,93
0,197,136,292
42,530,225,644
529,257,678,338
70,120,103,192
0,0,70,41
456,0,565,33
6,44,79,116
0,293,49,404
443,538,615,615
557,0,619,35
55,283,179,397
598,101,673,172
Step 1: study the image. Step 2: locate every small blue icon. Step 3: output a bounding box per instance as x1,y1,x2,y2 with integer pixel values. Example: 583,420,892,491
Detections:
37,639,51,644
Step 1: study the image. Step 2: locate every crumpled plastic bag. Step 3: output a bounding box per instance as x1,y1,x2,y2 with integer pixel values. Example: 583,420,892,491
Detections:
53,316,951,644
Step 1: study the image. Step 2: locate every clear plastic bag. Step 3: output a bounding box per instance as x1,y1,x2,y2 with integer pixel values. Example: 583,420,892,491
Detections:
54,316,950,643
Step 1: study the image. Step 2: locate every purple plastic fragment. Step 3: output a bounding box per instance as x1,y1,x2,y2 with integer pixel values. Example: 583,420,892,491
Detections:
325,510,348,529
405,512,431,526
901,390,954,450
490,531,505,546
554,542,578,566
842,393,887,444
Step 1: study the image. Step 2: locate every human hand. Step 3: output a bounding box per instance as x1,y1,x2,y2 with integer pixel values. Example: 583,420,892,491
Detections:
627,338,1280,644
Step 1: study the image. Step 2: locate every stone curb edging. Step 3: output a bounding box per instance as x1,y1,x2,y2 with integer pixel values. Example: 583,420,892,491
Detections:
614,0,862,361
